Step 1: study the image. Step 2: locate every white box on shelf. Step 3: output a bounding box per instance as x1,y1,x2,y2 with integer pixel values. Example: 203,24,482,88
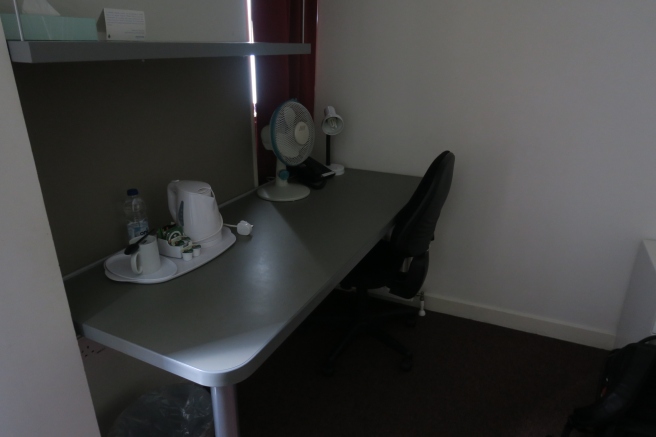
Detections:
97,8,145,41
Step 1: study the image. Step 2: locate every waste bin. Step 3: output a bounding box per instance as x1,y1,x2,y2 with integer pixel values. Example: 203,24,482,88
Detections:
108,383,214,437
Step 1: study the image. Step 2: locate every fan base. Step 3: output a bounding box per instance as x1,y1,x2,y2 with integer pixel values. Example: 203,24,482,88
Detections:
257,182,310,202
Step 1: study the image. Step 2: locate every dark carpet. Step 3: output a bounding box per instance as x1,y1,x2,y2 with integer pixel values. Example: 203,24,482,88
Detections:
237,290,608,437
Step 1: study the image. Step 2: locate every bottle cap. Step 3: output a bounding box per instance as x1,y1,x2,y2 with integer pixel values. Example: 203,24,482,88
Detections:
127,188,139,196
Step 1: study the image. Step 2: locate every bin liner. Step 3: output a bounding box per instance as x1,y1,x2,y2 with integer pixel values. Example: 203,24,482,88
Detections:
108,383,214,437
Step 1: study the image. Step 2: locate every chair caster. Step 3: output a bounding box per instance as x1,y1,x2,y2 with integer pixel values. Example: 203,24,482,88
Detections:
401,355,413,371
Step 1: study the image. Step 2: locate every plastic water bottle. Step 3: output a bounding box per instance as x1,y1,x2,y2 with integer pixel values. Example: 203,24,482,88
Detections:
124,188,149,240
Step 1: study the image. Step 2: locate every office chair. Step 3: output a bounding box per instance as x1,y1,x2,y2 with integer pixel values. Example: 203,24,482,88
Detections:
323,150,455,375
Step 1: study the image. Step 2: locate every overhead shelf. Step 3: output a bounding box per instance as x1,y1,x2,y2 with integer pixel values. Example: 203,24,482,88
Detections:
7,41,311,63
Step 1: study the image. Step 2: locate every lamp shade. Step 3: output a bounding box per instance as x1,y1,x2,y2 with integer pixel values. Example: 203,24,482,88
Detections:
321,106,344,136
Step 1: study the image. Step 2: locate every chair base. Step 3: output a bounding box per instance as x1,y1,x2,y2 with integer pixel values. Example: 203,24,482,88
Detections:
321,288,418,375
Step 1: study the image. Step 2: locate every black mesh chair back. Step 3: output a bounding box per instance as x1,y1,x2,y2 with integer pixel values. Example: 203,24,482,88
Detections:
391,150,455,258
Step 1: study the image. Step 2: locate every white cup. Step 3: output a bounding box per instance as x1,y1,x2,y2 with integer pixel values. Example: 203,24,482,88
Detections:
130,235,161,275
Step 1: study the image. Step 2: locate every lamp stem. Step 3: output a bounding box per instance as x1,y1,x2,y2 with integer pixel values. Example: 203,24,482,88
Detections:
326,135,331,166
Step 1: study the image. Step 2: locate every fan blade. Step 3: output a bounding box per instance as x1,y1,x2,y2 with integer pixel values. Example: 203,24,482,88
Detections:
261,125,273,150
283,106,296,129
275,133,302,158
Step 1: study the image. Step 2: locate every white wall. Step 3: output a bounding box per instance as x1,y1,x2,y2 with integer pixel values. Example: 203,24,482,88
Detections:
0,23,99,437
315,0,656,348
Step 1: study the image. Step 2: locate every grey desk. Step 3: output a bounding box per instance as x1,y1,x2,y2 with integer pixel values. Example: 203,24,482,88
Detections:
65,169,420,437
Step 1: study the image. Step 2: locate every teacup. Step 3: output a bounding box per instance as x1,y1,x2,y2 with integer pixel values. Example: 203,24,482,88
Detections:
130,235,161,275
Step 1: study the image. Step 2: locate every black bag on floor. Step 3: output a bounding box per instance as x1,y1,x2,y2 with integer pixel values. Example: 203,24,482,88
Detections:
560,335,656,437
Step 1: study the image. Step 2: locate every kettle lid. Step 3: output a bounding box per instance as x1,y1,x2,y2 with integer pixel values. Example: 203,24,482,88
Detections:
174,180,214,197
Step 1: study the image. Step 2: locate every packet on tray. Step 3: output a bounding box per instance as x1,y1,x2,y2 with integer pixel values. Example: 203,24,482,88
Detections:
157,224,192,258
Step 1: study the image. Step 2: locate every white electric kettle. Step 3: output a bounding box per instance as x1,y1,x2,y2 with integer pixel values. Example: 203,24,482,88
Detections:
167,180,223,246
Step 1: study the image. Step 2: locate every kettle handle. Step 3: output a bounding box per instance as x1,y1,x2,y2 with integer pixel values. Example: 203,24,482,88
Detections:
167,181,179,223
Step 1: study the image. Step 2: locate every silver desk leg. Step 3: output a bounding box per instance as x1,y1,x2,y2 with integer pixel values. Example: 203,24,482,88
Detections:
211,385,239,437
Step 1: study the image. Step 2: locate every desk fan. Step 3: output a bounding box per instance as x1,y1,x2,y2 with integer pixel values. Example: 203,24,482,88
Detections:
257,99,315,201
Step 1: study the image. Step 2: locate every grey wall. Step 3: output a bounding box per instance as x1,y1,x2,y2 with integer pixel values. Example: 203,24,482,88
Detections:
315,0,656,348
13,57,256,275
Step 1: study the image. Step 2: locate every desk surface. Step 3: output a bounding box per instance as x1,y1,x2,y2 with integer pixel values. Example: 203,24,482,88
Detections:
65,170,420,387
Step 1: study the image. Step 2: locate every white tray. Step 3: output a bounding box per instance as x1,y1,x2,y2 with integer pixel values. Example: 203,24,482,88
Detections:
104,227,236,284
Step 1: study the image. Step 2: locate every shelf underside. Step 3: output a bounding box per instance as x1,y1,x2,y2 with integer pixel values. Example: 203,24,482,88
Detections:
7,41,311,63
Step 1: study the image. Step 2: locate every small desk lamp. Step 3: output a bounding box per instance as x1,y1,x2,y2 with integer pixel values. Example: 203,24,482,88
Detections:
322,106,345,175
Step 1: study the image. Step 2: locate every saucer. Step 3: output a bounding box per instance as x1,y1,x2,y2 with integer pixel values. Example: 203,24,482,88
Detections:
104,254,177,283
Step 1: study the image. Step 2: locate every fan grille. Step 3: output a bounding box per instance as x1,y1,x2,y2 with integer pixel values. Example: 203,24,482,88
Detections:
271,101,315,166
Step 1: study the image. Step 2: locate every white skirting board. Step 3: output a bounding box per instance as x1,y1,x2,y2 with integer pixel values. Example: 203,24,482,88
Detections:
367,287,614,350
423,294,615,350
